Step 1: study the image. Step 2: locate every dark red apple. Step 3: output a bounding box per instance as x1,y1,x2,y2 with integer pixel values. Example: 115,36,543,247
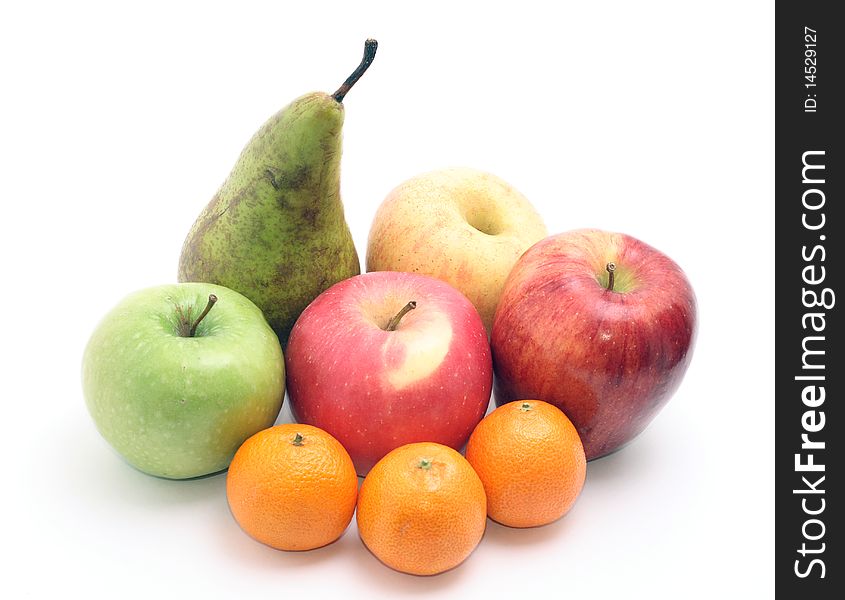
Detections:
491,229,697,460
286,271,492,475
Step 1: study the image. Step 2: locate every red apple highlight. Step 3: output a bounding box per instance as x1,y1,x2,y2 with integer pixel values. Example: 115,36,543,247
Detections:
491,229,697,460
286,272,492,475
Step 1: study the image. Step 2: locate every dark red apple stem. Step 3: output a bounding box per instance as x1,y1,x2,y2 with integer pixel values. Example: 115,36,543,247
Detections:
606,263,616,292
332,39,378,103
188,294,218,337
386,301,417,331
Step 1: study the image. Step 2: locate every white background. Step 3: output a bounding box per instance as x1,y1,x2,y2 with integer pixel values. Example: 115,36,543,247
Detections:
1,1,773,598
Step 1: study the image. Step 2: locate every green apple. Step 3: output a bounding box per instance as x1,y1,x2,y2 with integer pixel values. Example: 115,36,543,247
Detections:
82,283,285,479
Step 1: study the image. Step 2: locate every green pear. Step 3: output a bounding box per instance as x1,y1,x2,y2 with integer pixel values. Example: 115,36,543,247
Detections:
178,40,378,345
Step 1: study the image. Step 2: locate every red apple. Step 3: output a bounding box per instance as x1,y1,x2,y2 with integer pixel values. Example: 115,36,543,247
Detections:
491,229,697,460
286,271,492,475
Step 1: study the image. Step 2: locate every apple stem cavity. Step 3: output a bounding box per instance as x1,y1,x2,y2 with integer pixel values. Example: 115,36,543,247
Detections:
386,301,417,331
332,39,378,103
606,262,617,292
184,294,218,337
418,458,433,470
292,433,304,446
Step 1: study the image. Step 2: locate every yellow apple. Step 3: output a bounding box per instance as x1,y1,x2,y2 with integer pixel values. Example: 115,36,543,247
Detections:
366,168,547,331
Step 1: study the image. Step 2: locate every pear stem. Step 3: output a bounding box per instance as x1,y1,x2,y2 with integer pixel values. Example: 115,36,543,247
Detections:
606,263,616,292
332,39,378,102
188,294,218,337
386,301,417,331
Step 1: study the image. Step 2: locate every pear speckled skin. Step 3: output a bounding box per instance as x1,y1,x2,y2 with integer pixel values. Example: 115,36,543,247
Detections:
178,91,359,346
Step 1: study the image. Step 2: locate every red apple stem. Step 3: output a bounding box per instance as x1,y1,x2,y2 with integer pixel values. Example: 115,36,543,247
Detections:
606,263,616,292
386,301,417,331
332,39,378,103
188,294,218,337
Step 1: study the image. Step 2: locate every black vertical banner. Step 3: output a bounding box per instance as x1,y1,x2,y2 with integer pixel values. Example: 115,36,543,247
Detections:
776,3,842,597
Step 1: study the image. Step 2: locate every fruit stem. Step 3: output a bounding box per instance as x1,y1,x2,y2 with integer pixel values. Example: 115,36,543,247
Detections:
520,402,532,411
292,433,304,446
332,39,378,102
606,263,616,292
386,301,417,331
188,294,218,337
418,459,433,470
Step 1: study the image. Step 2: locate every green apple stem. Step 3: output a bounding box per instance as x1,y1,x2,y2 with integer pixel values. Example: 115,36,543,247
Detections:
332,39,378,103
188,294,218,337
386,301,417,331
606,263,616,292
